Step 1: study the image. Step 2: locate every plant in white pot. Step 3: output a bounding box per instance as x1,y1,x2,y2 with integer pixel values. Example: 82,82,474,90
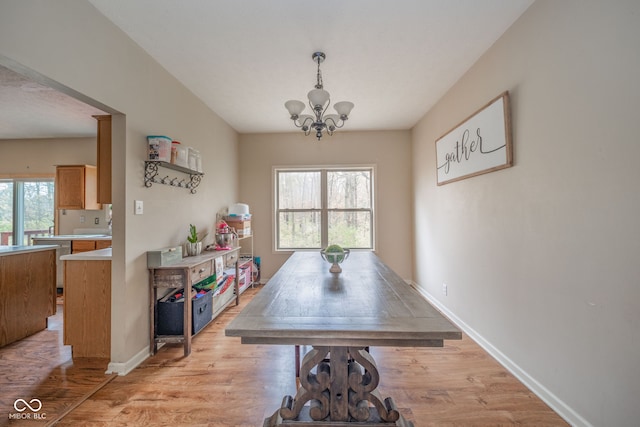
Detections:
185,224,207,256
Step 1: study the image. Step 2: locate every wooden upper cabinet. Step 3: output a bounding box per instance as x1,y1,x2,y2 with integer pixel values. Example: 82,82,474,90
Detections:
93,115,112,204
56,165,101,210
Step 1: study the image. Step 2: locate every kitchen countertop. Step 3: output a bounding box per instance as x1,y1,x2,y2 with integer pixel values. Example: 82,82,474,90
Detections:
0,245,60,257
60,247,112,261
32,234,112,241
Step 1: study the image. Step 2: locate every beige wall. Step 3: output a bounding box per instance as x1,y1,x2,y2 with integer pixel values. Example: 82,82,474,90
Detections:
0,138,107,234
0,138,96,174
239,130,412,281
412,1,640,425
0,1,239,371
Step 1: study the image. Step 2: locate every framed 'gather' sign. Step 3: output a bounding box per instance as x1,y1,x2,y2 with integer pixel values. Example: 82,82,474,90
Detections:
436,91,512,186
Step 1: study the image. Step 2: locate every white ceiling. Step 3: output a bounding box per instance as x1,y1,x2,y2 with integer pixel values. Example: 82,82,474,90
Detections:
0,0,534,139
0,64,108,139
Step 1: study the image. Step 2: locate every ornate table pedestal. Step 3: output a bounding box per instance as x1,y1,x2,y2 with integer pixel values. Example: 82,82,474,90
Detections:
264,346,413,427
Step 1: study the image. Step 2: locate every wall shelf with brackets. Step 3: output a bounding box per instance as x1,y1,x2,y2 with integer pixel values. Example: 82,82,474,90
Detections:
144,161,203,194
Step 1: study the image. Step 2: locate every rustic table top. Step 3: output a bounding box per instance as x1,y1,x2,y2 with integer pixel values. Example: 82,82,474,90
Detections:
226,251,461,347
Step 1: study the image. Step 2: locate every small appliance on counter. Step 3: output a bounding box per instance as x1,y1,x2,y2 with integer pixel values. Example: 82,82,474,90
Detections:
212,220,237,251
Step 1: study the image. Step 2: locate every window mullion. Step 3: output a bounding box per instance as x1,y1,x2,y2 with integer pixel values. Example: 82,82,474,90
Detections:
321,170,328,248
14,181,25,245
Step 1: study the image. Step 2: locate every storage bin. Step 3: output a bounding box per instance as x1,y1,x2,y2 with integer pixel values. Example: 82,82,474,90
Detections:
211,285,234,316
229,203,250,216
157,289,212,335
147,135,172,162
225,217,251,237
147,246,183,268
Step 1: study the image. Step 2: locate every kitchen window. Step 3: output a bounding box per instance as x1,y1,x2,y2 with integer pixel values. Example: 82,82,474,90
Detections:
274,167,375,250
0,178,54,245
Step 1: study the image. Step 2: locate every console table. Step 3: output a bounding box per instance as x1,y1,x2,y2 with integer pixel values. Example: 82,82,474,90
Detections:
149,247,240,356
226,251,462,426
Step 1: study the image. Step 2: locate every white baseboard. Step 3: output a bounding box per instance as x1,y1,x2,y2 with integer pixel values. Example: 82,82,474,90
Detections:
409,281,591,427
105,345,150,376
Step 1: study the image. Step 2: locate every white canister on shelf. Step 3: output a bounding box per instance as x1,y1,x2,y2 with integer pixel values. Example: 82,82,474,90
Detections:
170,141,181,164
175,144,188,167
188,147,198,171
195,151,202,172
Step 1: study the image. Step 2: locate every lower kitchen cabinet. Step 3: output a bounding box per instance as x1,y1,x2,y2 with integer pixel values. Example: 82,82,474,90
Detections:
72,239,112,253
0,247,56,348
63,257,111,358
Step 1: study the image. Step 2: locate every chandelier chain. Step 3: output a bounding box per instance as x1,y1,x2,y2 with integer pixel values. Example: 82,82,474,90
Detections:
315,55,323,89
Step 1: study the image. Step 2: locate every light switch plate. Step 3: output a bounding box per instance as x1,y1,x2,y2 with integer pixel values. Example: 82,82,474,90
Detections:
134,200,144,215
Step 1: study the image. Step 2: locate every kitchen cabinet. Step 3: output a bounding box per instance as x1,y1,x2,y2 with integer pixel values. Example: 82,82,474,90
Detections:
32,237,71,289
0,246,57,348
56,165,101,210
72,239,112,253
93,115,112,204
63,251,111,358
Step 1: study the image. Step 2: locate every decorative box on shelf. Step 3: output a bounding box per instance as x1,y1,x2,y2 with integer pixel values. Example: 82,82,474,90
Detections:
224,216,251,237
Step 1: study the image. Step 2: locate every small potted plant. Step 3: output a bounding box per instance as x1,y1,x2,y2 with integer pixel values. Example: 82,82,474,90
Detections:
185,224,207,256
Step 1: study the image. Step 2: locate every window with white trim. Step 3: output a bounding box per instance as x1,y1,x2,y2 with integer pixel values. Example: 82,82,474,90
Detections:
275,167,374,250
0,178,55,245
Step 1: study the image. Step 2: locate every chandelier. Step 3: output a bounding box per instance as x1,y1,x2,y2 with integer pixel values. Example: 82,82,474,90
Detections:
285,52,354,140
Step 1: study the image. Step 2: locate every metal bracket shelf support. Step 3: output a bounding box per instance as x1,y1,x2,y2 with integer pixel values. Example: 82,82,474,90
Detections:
144,161,203,194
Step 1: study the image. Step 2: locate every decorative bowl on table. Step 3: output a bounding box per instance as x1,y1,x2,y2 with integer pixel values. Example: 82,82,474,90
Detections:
320,244,350,273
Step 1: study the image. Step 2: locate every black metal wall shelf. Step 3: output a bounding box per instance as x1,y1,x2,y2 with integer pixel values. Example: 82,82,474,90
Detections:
144,161,203,194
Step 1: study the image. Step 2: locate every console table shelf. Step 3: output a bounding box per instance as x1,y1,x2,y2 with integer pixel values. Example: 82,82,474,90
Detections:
149,247,240,356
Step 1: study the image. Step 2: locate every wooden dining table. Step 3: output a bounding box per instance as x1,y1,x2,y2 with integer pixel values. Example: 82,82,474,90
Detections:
226,251,462,426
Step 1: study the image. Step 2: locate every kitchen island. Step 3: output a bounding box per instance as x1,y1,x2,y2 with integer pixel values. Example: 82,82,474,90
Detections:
0,245,58,347
33,234,112,290
61,248,111,358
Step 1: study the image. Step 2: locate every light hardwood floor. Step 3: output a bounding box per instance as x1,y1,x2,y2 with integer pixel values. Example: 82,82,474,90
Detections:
1,287,568,426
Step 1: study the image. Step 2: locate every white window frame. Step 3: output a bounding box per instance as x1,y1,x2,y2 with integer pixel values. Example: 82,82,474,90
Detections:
273,165,376,252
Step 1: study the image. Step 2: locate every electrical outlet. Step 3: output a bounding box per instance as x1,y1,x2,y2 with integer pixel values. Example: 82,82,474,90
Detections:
442,283,448,296
94,218,99,224
80,215,85,223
